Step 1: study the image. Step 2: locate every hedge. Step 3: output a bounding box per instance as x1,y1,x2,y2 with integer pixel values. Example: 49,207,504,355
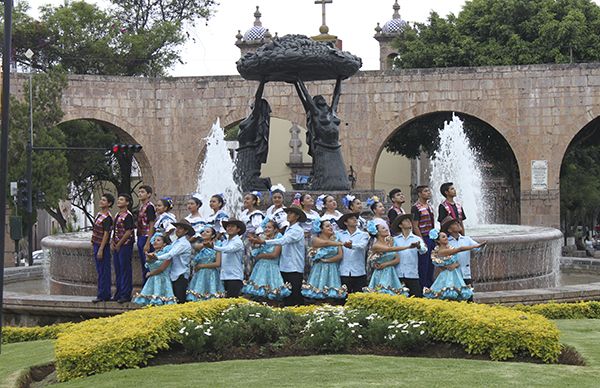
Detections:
54,298,250,382
512,301,600,319
1,322,74,344
346,293,561,363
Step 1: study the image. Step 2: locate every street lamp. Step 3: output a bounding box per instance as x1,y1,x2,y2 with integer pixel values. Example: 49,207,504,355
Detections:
24,48,34,266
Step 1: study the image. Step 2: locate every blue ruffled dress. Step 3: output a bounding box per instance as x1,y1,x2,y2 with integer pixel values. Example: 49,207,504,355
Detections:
242,233,291,300
424,247,473,301
132,249,177,306
302,238,347,299
363,251,409,296
186,247,225,301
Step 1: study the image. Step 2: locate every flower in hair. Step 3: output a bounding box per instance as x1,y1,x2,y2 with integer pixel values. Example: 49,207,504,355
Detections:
366,220,378,236
342,194,355,209
270,183,286,194
251,191,262,205
315,194,326,211
161,197,173,208
292,192,301,207
311,218,322,234
429,228,440,240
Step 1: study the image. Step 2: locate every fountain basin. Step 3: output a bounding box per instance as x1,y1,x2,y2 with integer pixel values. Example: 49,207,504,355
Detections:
41,224,562,296
469,224,562,291
42,232,145,296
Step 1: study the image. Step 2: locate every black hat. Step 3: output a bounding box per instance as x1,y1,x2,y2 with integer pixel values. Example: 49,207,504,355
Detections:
283,206,308,223
336,212,360,230
390,213,413,234
221,219,246,235
441,216,460,234
172,221,195,237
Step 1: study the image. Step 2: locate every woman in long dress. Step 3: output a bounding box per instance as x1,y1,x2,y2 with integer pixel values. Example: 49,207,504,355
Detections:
242,219,291,300
423,229,485,301
362,221,413,296
318,195,343,231
133,235,177,305
186,227,225,301
185,194,206,235
302,220,347,300
266,184,288,231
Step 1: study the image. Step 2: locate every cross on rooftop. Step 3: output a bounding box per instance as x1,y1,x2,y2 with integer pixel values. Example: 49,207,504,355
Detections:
315,0,333,32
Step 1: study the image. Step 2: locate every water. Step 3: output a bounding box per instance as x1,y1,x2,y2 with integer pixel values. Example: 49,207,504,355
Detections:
195,119,243,218
429,114,487,225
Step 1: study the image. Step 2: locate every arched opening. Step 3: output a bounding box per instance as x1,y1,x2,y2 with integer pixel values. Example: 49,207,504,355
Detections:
44,118,154,231
560,118,600,248
376,111,520,224
218,117,311,192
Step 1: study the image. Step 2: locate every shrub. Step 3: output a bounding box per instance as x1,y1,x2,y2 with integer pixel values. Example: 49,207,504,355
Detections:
512,301,600,319
1,322,74,344
180,304,306,357
55,298,249,382
346,293,561,363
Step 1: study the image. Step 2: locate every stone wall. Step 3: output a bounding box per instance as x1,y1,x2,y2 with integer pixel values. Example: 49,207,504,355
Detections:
10,63,600,228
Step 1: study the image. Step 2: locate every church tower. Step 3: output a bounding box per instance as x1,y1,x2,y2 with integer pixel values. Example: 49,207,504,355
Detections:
374,1,407,70
235,6,275,56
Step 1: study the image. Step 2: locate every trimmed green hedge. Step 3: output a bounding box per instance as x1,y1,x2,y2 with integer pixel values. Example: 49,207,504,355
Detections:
55,298,250,382
1,322,74,344
512,301,600,319
346,293,561,363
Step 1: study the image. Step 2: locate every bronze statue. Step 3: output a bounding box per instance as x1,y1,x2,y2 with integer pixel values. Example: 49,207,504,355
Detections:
294,77,350,190
235,80,272,191
236,34,361,191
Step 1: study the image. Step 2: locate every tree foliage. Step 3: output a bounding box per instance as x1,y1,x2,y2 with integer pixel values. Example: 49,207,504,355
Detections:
8,69,70,230
393,0,600,69
3,0,217,76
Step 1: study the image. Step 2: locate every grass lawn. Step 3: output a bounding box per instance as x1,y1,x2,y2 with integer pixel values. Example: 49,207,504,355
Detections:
0,340,54,388
54,319,600,388
1,320,598,387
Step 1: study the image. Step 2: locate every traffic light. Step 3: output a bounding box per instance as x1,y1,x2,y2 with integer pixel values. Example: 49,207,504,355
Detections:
17,179,29,208
111,144,143,155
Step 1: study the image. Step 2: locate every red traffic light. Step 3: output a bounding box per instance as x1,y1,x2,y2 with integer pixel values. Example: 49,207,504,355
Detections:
111,144,142,154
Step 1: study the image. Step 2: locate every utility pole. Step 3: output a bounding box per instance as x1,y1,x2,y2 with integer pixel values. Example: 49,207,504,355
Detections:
0,0,15,353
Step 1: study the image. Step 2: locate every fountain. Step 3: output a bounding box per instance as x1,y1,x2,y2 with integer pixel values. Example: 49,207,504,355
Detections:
429,115,562,291
196,119,244,219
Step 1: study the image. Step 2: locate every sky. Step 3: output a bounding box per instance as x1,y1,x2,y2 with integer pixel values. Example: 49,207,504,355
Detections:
21,1,464,76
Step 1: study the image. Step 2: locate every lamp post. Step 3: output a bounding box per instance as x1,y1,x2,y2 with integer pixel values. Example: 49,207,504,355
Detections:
24,48,33,266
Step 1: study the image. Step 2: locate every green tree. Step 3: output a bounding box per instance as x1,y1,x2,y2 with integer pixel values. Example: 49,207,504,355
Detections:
8,69,71,231
3,0,217,76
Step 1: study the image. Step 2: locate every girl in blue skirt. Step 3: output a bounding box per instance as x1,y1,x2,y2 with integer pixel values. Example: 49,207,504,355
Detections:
133,234,177,305
424,229,484,301
242,218,291,300
186,227,225,301
302,219,347,300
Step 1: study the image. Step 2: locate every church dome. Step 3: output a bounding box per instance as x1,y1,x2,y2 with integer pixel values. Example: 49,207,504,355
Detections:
379,1,407,35
242,6,269,42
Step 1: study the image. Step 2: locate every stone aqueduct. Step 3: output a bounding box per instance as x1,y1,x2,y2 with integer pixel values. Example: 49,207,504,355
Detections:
12,63,600,228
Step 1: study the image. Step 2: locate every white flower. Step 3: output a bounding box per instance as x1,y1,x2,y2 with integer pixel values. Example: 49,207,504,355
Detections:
179,327,186,334
194,325,201,330
204,330,212,336
357,334,363,339
401,330,409,334
420,330,425,335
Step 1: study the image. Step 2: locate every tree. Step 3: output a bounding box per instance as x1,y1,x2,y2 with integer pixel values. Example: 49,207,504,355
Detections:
393,0,600,69
7,69,71,231
2,0,217,76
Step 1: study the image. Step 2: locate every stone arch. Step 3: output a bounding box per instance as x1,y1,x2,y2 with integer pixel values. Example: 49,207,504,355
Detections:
559,115,600,233
57,116,155,190
370,101,517,189
372,109,521,224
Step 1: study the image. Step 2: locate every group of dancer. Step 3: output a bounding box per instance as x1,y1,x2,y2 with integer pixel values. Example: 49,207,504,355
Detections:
90,182,485,306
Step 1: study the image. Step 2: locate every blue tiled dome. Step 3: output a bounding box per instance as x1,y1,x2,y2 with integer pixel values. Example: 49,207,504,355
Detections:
244,25,267,41
382,17,407,34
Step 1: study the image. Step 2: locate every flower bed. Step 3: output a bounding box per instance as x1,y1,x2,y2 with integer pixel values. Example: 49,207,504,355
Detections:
512,301,600,319
28,294,572,381
346,293,562,362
